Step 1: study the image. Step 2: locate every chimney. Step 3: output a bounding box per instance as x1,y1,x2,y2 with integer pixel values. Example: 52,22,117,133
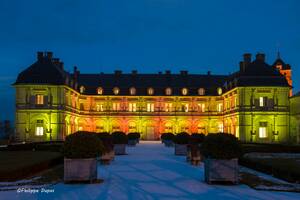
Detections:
158,71,162,75
180,70,188,75
243,53,251,64
59,62,64,70
52,58,60,64
37,52,43,61
46,52,53,60
256,53,265,62
239,61,246,72
165,70,171,75
114,70,122,75
207,71,211,75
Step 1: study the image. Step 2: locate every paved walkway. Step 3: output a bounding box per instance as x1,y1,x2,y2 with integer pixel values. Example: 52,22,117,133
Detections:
2,141,300,199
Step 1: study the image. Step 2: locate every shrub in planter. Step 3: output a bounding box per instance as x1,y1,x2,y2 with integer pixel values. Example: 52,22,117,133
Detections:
95,132,114,164
112,131,128,155
201,133,242,184
174,132,190,155
127,132,140,146
63,131,105,183
187,133,205,164
160,133,175,147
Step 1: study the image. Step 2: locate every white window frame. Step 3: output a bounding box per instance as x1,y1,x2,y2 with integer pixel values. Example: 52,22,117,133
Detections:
35,126,44,136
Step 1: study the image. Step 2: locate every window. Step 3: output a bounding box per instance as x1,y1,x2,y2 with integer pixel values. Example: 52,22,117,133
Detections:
80,86,85,93
113,87,120,95
148,88,154,95
198,88,205,96
112,103,120,111
217,103,223,112
165,103,173,112
182,88,188,95
182,103,189,112
147,103,155,112
36,95,44,105
129,87,136,95
97,87,103,95
259,127,267,138
198,103,205,112
35,126,44,136
218,123,224,132
217,87,222,95
259,97,268,107
129,103,137,112
165,88,172,95
96,104,104,111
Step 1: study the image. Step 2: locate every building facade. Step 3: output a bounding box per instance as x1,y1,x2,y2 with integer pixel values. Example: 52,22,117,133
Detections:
13,52,299,143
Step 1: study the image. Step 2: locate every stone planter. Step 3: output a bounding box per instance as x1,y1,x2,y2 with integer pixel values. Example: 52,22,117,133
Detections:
204,158,238,184
164,140,174,147
128,139,138,146
100,150,115,165
190,146,202,166
64,158,97,183
175,144,187,155
186,145,191,162
114,144,126,155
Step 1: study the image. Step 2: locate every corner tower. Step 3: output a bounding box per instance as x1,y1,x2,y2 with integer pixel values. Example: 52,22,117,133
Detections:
273,53,292,96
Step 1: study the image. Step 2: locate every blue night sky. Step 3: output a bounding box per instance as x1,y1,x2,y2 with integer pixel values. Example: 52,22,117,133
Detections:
0,0,299,121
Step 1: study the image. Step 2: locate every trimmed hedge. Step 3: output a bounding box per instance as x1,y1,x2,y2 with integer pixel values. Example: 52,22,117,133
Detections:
174,132,190,144
161,133,175,141
112,131,128,144
95,132,114,153
128,132,141,140
201,133,241,159
189,133,205,144
63,131,105,159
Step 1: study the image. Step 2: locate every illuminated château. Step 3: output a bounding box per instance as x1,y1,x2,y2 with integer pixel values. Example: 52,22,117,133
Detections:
13,52,300,143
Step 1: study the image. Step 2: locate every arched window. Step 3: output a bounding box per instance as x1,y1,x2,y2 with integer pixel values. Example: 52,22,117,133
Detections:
113,87,120,95
198,88,205,95
129,87,136,95
148,87,154,95
182,88,188,95
80,86,85,94
217,87,223,95
97,87,103,95
165,87,172,95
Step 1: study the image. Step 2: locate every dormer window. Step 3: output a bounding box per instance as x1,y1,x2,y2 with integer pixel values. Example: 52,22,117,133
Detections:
198,88,205,96
97,87,103,95
165,88,172,95
148,87,154,95
129,87,136,95
113,87,120,95
217,87,222,95
182,88,188,95
80,86,85,94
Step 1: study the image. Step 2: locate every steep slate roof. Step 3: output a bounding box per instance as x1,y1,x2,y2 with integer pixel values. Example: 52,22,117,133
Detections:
14,52,291,95
77,73,228,96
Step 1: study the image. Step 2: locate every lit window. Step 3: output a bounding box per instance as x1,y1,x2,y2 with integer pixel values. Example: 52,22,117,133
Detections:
129,103,137,112
113,87,120,95
80,86,85,93
235,127,239,138
259,127,267,138
165,103,173,112
182,88,188,95
148,88,154,95
147,103,154,112
112,103,120,111
36,95,44,105
259,97,265,107
96,104,104,112
129,87,136,95
217,103,223,112
166,88,172,95
217,87,222,95
198,88,205,95
218,123,224,132
182,103,189,112
97,87,103,95
198,103,205,112
78,126,83,131
35,126,44,136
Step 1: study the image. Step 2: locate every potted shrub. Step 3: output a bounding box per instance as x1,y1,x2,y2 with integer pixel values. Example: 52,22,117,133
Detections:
112,131,128,155
187,133,205,165
174,132,190,155
63,131,104,183
95,132,114,164
201,133,241,184
127,132,140,146
160,133,175,147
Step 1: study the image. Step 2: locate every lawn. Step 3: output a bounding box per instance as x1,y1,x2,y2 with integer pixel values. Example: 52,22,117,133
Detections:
0,151,63,181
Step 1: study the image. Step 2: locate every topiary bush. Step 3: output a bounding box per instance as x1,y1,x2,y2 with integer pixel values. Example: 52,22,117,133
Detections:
174,132,190,144
160,133,175,141
201,133,242,159
128,132,140,140
95,132,113,153
111,131,128,144
189,133,206,144
63,131,105,159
